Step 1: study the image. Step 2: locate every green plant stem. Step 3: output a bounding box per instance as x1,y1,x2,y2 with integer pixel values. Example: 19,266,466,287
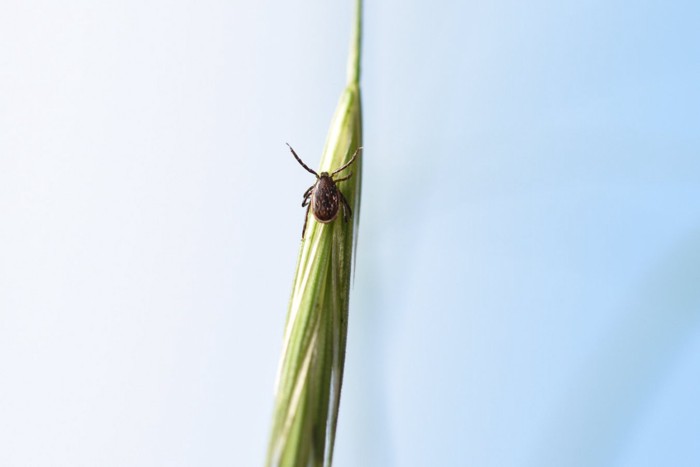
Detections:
266,1,363,466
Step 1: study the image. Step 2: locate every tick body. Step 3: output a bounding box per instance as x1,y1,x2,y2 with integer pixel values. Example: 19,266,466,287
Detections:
287,143,361,239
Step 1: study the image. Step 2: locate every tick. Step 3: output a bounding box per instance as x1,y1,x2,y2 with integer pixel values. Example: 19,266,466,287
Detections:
287,143,361,239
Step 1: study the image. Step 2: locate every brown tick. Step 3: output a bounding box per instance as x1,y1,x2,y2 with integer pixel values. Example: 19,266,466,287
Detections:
287,143,361,239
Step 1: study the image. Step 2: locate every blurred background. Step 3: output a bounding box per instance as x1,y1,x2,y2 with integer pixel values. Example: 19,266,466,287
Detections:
1,1,699,466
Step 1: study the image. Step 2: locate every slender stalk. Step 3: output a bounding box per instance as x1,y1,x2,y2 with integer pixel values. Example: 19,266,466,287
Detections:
346,0,362,86
266,1,363,466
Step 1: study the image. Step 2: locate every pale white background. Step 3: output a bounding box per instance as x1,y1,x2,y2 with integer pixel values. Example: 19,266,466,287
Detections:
2,1,699,466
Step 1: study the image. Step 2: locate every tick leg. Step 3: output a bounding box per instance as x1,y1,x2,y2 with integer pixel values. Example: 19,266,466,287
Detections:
301,203,311,239
331,146,362,176
302,186,313,207
333,172,353,183
338,190,352,222
301,185,314,206
287,143,319,178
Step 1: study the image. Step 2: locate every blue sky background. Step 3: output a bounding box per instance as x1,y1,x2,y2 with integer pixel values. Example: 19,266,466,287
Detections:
1,1,699,466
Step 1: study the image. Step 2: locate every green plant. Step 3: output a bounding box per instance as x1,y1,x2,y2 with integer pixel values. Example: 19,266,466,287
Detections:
265,1,363,466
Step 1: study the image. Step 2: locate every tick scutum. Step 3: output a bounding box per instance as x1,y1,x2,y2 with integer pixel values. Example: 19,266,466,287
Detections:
312,174,341,223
